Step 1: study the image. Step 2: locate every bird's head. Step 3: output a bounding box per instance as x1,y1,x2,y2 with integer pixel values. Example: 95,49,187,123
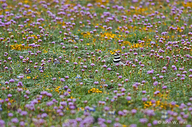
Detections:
114,52,119,56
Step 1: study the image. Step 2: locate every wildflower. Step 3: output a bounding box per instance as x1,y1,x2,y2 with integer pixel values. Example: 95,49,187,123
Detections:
147,69,154,74
9,79,15,83
153,81,158,86
130,124,137,127
17,74,24,79
11,118,19,123
60,78,65,82
52,77,56,81
162,86,167,89
24,68,31,74
131,109,137,115
65,76,69,79
75,74,82,82
8,113,13,117
108,110,116,116
5,81,9,85
88,107,96,112
153,120,158,125
139,118,148,124
39,66,44,71
142,98,148,102
7,94,12,98
0,120,5,126
53,60,60,65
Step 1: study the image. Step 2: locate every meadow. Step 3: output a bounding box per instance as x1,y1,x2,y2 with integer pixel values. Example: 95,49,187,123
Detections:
0,0,192,126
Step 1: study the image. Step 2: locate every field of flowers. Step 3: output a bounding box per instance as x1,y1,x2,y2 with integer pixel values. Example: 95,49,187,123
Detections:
0,0,192,126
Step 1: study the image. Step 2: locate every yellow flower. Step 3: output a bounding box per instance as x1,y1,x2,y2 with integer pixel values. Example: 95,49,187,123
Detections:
110,51,114,54
24,0,29,4
148,101,152,106
183,2,192,7
43,50,48,53
9,99,14,103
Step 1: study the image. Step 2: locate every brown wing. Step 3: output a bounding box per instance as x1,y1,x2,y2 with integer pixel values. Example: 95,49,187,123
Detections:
121,58,127,64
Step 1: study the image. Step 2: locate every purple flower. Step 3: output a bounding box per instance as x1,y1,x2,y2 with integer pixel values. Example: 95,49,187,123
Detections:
46,101,54,106
47,93,52,98
17,82,23,87
130,124,137,127
145,110,155,116
64,85,68,90
60,78,65,82
148,123,152,127
94,81,99,85
113,122,122,127
60,101,67,106
0,120,5,126
118,111,124,116
139,118,148,124
20,121,25,126
142,98,147,102
104,106,110,111
11,118,19,123
142,91,146,94
41,113,48,118
9,79,15,83
131,109,137,115
153,120,158,125
21,111,28,116
107,68,111,71
65,76,69,79
153,81,158,86
147,69,154,74
121,46,125,50
5,81,9,85
126,96,131,101
132,0,138,2
90,63,95,66
172,65,177,71
8,113,13,117
7,94,12,98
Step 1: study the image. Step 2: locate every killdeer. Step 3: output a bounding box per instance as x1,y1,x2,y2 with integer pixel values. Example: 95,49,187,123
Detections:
113,52,126,66
161,111,168,119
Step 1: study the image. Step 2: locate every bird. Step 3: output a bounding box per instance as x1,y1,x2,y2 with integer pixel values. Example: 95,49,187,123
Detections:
113,52,126,66
161,111,168,119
